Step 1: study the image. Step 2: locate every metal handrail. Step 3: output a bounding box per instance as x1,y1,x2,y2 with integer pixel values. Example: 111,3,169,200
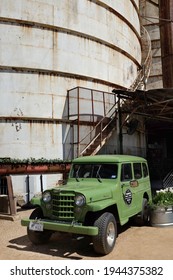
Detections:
163,170,173,189
79,102,118,156
129,26,152,91
141,26,152,78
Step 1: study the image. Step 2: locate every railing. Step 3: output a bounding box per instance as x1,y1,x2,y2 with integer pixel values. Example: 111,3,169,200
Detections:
129,26,152,91
78,102,118,156
64,87,118,159
163,170,173,189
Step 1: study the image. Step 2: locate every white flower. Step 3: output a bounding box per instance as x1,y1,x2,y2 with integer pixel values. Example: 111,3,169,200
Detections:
156,187,173,194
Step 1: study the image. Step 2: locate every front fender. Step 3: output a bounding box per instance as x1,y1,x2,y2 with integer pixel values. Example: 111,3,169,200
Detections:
87,199,115,212
30,196,42,206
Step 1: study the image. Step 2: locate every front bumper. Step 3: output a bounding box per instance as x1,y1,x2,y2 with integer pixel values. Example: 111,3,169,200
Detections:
21,218,98,236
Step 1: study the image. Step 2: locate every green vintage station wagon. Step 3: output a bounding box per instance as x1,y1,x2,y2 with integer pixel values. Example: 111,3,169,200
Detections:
21,155,152,255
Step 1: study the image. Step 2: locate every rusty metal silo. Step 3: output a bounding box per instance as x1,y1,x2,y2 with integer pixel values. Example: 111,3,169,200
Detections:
0,0,143,198
0,0,142,159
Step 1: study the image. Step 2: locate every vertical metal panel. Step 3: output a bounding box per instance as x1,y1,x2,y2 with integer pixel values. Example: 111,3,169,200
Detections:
140,0,163,89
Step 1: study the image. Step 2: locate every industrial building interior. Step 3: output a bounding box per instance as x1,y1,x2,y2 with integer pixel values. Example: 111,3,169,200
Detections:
114,88,173,185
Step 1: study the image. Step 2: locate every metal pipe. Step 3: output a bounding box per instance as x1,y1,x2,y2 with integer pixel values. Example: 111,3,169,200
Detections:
118,96,123,154
26,175,30,203
40,174,43,193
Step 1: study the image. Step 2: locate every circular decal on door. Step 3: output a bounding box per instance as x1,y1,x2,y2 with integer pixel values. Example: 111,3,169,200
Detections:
123,189,132,205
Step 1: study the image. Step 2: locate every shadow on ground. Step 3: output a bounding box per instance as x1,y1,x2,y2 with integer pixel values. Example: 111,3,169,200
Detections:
7,221,134,259
8,233,97,259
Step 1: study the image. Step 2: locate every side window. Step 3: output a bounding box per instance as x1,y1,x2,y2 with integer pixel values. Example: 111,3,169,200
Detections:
133,163,142,179
121,163,132,181
142,162,148,177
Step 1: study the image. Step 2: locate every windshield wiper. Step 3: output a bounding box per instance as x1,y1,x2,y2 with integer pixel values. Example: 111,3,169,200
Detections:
96,165,102,183
75,167,80,182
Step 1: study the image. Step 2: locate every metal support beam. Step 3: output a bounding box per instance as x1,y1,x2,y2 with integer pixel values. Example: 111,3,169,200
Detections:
117,96,123,154
159,0,173,87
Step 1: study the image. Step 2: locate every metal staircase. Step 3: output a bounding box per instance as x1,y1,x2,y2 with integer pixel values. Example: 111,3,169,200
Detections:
163,170,173,189
78,103,118,157
129,26,152,91
67,26,152,158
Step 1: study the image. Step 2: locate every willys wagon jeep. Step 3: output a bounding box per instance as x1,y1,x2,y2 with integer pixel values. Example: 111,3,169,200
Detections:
21,155,152,255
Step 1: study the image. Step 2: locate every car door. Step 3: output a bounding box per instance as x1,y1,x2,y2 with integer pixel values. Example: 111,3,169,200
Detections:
120,163,137,218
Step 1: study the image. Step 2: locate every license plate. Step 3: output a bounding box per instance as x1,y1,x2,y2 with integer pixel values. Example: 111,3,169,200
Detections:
29,221,44,232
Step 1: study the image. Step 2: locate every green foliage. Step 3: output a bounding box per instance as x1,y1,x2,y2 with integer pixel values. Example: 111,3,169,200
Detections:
152,191,173,207
0,157,70,165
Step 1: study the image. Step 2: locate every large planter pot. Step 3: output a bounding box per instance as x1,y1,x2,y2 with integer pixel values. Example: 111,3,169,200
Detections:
150,205,173,227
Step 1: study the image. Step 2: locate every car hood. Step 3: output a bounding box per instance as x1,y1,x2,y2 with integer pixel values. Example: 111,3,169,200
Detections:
52,179,114,203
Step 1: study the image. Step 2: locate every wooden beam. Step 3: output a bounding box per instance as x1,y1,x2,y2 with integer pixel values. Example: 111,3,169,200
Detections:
6,176,16,215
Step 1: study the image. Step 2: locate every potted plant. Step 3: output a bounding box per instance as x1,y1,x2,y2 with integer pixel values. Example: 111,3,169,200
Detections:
150,188,173,227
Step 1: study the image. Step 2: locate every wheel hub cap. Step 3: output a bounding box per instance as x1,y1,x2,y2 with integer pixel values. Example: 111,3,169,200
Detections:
107,222,115,246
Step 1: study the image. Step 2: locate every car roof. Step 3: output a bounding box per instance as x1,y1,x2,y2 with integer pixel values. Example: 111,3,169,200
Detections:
72,154,147,164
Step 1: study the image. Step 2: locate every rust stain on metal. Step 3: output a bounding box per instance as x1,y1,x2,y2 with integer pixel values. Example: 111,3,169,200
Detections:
0,163,71,175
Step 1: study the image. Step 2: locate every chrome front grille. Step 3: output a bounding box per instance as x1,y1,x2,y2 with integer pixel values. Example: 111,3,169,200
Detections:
52,192,75,220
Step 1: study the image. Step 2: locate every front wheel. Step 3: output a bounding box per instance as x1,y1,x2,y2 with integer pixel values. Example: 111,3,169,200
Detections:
27,207,52,245
92,212,117,255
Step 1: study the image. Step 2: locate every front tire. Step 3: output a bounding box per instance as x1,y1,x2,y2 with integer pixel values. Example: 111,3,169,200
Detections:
27,207,52,245
92,212,117,255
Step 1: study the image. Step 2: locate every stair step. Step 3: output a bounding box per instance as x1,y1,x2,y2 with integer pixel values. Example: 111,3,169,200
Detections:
80,115,117,156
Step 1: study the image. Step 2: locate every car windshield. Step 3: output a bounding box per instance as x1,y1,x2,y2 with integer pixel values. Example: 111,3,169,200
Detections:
70,163,118,179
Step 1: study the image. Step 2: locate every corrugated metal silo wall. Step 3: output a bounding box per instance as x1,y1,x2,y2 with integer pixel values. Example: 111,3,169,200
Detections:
140,0,163,89
0,0,141,160
0,0,142,197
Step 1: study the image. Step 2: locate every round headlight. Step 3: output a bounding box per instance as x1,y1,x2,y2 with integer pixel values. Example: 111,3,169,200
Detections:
42,191,51,203
74,194,86,206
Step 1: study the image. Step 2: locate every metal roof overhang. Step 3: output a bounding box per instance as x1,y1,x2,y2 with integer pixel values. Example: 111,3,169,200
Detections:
113,88,173,125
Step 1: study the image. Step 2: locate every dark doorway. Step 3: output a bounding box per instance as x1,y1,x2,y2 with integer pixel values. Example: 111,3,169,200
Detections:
146,120,173,182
